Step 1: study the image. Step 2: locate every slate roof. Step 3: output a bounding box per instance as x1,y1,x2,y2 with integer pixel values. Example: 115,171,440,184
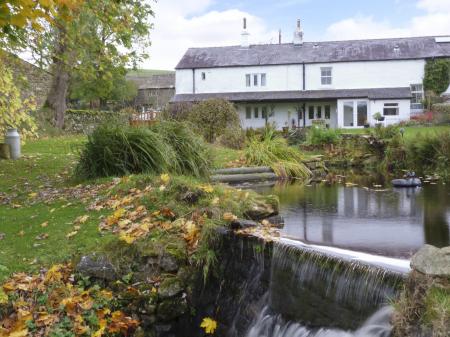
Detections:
176,36,450,69
171,87,412,103
127,74,175,90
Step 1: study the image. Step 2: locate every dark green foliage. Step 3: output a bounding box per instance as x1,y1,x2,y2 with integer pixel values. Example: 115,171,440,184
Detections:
149,121,211,177
307,126,341,146
406,132,450,180
188,99,240,143
75,122,211,179
219,126,246,149
423,58,450,95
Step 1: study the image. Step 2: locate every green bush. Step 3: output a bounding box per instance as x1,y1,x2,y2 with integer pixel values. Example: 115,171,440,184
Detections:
423,58,450,95
188,99,240,143
406,132,450,180
369,125,400,140
306,126,341,146
75,122,211,179
245,128,310,179
432,104,450,124
219,127,246,150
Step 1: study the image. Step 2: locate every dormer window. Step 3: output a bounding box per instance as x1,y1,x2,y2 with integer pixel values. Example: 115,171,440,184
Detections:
321,67,332,85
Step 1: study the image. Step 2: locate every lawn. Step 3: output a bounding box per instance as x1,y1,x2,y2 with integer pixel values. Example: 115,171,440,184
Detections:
341,125,450,141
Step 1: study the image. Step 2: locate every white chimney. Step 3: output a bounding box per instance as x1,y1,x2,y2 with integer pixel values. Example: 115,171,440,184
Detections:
293,19,304,45
241,17,250,48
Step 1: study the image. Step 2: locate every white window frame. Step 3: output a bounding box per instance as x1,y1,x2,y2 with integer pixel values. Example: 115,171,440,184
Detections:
383,103,399,116
410,84,424,110
245,74,251,87
261,73,267,87
321,67,332,85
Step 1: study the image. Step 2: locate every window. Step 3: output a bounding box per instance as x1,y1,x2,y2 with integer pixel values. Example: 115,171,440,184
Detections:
201,72,206,80
254,107,259,118
325,105,331,119
308,106,314,119
321,67,332,85
253,74,259,86
261,74,267,86
411,84,423,110
246,74,251,87
261,106,268,119
383,103,399,116
317,106,322,119
343,102,354,127
245,107,252,119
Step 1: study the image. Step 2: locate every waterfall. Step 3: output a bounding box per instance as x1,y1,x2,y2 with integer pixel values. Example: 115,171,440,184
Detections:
246,306,393,337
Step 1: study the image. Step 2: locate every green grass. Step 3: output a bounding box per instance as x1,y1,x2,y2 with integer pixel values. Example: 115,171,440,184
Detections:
341,125,450,141
209,144,243,169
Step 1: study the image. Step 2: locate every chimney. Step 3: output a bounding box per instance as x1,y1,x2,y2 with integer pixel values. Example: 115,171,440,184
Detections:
241,17,250,48
279,29,282,44
293,19,304,45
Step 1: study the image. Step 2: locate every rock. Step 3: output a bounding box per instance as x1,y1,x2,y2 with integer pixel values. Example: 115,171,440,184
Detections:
263,215,285,228
158,278,183,299
411,245,450,277
178,190,204,205
157,298,188,321
76,253,118,281
244,195,279,220
230,219,259,230
160,255,179,273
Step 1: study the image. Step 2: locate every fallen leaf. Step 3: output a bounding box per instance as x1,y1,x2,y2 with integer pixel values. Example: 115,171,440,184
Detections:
40,221,48,228
200,317,217,334
66,231,78,239
160,173,170,184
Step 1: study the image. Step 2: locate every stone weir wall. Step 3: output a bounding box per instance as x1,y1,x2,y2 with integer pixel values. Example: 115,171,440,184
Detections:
187,232,405,337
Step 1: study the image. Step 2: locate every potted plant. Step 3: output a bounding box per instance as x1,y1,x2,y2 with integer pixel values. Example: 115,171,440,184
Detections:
373,112,385,122
363,119,370,128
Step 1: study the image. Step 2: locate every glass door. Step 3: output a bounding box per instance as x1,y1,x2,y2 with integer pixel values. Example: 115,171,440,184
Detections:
343,102,354,127
357,101,368,127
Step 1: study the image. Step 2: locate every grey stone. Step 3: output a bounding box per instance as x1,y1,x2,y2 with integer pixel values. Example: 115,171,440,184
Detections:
264,215,285,228
411,245,450,277
158,278,183,299
230,219,259,230
157,298,188,321
76,253,118,281
160,255,179,273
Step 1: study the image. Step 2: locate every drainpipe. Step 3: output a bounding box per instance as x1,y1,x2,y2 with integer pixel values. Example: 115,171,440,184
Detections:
302,63,306,91
192,69,196,94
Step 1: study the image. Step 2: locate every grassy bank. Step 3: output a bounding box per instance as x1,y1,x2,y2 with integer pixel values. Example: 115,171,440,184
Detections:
341,125,450,141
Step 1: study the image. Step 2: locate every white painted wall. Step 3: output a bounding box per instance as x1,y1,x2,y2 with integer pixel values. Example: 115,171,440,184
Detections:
305,60,425,90
337,99,410,128
236,101,337,130
175,69,193,94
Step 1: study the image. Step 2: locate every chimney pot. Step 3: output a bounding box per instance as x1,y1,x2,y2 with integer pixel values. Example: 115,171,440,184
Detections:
293,18,304,45
241,17,250,48
243,17,247,30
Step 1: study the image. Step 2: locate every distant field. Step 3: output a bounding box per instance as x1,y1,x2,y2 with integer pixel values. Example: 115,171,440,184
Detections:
126,68,174,77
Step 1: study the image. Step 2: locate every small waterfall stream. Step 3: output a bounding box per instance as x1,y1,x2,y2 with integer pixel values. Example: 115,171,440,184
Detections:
240,239,406,337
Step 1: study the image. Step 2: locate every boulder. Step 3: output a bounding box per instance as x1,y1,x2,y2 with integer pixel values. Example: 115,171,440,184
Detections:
157,298,188,321
230,219,259,230
158,278,183,299
76,253,118,281
160,255,179,273
411,245,450,277
244,195,279,220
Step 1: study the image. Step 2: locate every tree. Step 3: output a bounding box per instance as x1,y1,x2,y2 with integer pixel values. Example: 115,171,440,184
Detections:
423,58,450,95
28,0,153,127
188,99,240,143
0,60,37,138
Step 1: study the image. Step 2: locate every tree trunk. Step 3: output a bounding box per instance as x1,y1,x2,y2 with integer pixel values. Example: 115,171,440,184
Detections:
47,28,70,129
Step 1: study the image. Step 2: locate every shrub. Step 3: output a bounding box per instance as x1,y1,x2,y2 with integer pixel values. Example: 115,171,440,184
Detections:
287,127,308,146
219,127,246,150
160,102,193,121
75,122,211,179
431,104,450,124
423,58,450,95
306,126,340,146
245,128,310,179
188,99,240,143
368,125,400,140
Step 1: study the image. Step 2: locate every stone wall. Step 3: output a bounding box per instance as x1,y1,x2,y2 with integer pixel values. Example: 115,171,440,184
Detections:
64,110,130,134
3,53,52,108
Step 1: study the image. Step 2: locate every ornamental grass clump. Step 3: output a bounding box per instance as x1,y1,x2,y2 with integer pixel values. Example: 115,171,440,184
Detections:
244,128,311,179
75,122,211,179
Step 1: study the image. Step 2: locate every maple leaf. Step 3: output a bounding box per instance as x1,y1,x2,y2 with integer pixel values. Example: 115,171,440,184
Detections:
119,233,136,244
200,317,217,334
74,215,89,224
66,231,78,239
40,221,48,228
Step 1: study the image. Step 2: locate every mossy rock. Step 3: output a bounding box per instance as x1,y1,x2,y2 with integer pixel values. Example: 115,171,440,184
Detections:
158,277,184,299
157,297,188,321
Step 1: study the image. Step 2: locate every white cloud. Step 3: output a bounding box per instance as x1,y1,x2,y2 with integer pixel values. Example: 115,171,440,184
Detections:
325,0,450,41
142,0,275,70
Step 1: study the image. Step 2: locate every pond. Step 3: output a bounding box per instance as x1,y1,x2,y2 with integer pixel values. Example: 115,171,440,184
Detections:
256,174,450,258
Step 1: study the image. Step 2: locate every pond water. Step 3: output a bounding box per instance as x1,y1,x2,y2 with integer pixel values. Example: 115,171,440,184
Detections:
257,176,450,258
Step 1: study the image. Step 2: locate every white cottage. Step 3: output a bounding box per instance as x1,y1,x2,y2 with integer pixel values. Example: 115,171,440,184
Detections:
172,19,450,129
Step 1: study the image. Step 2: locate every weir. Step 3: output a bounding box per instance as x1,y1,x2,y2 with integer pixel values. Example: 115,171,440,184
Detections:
194,232,408,337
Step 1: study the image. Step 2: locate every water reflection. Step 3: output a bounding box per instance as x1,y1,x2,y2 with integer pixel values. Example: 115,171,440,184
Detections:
258,182,450,258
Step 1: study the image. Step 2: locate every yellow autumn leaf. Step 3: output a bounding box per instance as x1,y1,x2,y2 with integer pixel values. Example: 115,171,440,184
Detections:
75,215,89,224
160,173,170,184
200,317,217,334
200,184,214,193
159,185,166,191
119,233,135,244
66,231,78,239
212,197,220,205
28,192,37,198
18,230,25,237
40,221,48,228
0,288,8,304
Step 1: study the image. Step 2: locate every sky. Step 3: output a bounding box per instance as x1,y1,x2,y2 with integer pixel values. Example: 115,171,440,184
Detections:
143,0,450,70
